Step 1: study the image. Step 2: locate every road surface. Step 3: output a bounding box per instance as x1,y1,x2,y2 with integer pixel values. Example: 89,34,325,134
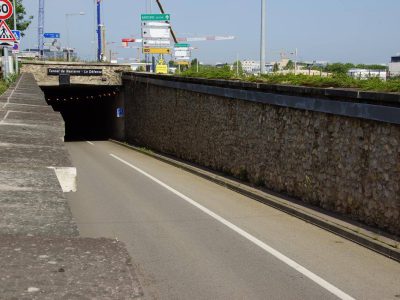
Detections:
67,141,400,300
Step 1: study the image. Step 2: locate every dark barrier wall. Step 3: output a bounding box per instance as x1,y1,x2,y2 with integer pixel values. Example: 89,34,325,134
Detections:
121,73,400,235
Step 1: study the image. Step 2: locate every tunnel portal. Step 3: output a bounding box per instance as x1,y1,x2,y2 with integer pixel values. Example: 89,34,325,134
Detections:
42,85,121,141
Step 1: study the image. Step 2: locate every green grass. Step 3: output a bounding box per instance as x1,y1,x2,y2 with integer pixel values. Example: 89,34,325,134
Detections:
0,80,8,95
0,74,18,95
180,67,400,93
180,66,238,80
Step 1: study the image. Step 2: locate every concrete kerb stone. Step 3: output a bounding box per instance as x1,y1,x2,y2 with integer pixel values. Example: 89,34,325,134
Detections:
0,235,143,299
110,139,400,263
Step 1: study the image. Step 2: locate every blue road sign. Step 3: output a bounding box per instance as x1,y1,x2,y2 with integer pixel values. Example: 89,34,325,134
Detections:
44,32,60,39
12,30,21,40
116,108,124,118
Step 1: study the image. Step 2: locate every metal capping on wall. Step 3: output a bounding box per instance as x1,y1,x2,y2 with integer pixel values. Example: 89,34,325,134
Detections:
127,75,400,125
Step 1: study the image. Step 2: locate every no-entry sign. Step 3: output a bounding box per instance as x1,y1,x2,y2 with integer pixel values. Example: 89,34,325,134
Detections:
0,0,13,20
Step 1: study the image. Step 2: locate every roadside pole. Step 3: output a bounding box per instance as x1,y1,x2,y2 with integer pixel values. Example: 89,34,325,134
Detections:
13,0,18,74
4,46,9,77
260,0,266,74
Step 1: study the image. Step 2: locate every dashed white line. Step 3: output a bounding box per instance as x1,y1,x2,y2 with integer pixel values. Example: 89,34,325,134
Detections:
86,141,95,145
109,153,355,300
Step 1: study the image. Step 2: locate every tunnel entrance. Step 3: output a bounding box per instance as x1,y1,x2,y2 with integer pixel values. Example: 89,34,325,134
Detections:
41,85,121,141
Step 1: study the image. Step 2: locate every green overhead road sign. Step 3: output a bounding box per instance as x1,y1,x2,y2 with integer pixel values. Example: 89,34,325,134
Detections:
175,43,190,48
141,14,170,21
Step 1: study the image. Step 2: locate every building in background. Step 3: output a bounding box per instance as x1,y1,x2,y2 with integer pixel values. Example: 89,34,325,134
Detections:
19,48,77,61
347,68,387,80
389,55,400,76
242,60,260,74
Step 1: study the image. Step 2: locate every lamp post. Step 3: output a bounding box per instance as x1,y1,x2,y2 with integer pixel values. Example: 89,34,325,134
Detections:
65,12,85,61
260,0,266,74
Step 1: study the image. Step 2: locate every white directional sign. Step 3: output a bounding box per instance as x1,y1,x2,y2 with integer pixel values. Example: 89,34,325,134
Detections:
174,49,190,57
142,22,170,28
174,43,191,63
0,0,13,20
141,13,172,54
142,27,170,39
143,39,170,46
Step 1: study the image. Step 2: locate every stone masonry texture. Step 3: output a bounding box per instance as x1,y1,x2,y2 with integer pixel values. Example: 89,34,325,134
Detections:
123,78,400,236
21,61,130,86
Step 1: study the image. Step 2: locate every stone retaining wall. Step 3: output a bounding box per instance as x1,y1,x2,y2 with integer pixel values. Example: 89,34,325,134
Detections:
121,74,400,236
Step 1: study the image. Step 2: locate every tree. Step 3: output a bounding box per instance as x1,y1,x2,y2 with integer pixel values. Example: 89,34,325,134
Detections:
168,60,177,68
324,63,354,74
191,58,198,67
284,60,294,70
6,0,33,36
273,62,279,72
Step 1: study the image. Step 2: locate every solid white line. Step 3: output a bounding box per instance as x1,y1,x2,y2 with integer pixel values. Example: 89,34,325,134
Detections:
86,141,95,146
109,153,355,300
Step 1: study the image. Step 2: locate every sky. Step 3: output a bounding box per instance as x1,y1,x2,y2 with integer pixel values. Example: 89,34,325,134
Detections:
21,0,400,64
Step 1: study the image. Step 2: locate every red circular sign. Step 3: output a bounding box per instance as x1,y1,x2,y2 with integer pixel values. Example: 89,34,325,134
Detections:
0,0,13,20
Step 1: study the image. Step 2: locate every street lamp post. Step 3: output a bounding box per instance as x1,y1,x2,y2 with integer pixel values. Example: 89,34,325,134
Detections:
260,0,266,74
65,12,85,61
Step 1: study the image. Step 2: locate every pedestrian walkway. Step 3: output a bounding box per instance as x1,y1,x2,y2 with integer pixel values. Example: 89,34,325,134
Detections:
0,73,143,299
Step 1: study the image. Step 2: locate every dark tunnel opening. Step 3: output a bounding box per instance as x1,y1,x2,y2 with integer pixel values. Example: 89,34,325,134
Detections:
41,85,121,141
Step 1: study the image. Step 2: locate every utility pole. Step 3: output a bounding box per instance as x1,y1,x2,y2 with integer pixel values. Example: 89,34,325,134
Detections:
38,0,44,58
96,0,102,61
260,0,266,74
12,0,18,73
236,53,239,76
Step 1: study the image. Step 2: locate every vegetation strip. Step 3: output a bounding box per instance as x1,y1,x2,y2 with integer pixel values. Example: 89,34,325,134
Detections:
179,65,400,93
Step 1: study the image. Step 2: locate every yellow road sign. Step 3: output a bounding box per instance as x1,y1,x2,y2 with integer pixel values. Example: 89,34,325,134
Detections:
156,64,168,74
176,61,190,66
143,48,171,54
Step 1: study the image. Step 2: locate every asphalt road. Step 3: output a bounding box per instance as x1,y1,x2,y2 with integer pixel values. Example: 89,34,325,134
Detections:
67,141,400,300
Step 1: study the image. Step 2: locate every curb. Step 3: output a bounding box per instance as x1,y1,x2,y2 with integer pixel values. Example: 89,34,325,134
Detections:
110,139,400,262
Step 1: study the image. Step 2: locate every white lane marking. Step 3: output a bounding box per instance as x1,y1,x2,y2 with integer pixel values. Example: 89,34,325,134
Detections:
47,167,77,192
110,153,355,300
2,74,24,109
86,141,95,145
0,111,11,124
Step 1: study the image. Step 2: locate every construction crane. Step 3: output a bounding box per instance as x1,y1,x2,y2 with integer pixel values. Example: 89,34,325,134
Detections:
96,0,104,62
38,0,45,57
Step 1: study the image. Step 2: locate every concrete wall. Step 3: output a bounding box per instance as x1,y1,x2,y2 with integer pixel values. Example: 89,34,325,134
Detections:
121,74,400,236
21,61,130,86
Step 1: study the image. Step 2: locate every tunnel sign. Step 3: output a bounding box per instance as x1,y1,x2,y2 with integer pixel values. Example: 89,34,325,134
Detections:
0,0,13,20
47,68,103,76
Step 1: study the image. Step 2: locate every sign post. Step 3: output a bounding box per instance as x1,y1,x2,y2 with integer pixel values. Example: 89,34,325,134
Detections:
174,43,191,66
0,0,16,77
141,13,171,73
